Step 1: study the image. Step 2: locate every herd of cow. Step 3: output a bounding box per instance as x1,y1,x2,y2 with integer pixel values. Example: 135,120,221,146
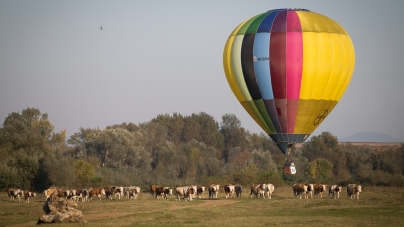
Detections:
5,183,362,203
6,188,36,203
292,183,362,199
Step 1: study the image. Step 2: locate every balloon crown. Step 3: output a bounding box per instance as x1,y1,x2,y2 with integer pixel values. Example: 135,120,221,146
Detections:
267,8,310,12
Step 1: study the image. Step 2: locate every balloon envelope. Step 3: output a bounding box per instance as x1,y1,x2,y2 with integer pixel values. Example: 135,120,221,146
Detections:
223,9,355,154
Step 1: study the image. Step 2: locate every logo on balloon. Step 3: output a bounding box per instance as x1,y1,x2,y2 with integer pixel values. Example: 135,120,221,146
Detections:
253,56,269,62
314,109,329,126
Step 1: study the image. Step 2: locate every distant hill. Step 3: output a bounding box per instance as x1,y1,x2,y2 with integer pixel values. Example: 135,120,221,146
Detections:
339,132,402,142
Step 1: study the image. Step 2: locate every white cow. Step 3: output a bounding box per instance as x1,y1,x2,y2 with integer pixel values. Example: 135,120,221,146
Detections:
347,184,362,199
262,184,275,199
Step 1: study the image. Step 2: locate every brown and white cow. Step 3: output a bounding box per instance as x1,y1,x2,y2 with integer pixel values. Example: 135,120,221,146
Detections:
88,188,106,201
262,184,275,199
347,184,362,199
132,186,141,199
155,186,173,200
114,186,124,199
43,187,58,200
7,188,14,200
235,184,243,198
224,184,235,199
57,189,70,198
313,184,327,198
81,189,89,202
184,187,195,201
174,186,188,201
328,185,342,199
292,184,308,199
150,185,158,198
70,189,84,202
24,190,36,203
197,185,206,198
208,184,220,199
11,189,23,202
250,184,263,199
304,184,314,199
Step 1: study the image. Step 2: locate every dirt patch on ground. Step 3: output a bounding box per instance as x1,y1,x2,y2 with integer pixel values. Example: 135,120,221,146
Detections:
168,199,238,211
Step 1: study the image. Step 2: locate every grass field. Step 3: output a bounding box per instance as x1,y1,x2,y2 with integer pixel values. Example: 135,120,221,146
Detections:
1,186,403,227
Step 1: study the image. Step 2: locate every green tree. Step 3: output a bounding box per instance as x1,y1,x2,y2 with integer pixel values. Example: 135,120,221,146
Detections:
220,114,248,161
182,114,202,143
73,160,95,188
306,158,333,183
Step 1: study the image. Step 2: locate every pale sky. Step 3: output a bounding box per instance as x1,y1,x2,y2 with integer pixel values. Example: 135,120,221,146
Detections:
1,0,404,141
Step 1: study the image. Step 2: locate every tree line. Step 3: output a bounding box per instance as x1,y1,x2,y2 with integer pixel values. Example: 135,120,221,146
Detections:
1,107,403,192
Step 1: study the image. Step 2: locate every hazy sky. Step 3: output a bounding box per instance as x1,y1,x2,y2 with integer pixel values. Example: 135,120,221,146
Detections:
1,0,404,141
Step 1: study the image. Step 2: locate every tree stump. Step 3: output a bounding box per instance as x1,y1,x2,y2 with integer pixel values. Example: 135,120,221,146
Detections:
37,192,86,224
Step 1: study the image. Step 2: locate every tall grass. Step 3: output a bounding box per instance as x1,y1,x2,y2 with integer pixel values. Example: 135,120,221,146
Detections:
1,186,403,226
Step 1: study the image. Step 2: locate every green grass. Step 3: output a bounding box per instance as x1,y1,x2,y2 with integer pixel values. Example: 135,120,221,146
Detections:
1,186,403,226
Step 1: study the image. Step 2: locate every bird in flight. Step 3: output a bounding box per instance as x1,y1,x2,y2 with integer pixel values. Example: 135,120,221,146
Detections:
100,26,103,30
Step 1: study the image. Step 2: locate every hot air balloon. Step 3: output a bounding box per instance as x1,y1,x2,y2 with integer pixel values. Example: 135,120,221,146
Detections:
223,8,355,173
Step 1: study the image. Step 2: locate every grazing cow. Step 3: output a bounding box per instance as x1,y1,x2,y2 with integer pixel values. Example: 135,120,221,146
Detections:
235,184,243,198
104,187,113,200
150,185,158,198
175,186,188,201
292,184,308,199
185,187,195,201
11,189,23,202
304,184,314,199
347,184,362,199
70,189,83,202
208,184,220,199
262,184,275,199
250,184,263,199
197,185,206,198
57,189,70,198
155,186,173,200
88,188,106,201
155,186,165,199
114,186,124,199
328,185,342,199
189,185,198,198
24,191,36,203
81,189,89,202
6,188,14,200
131,186,141,199
224,184,235,199
313,184,327,198
163,187,173,199
43,187,58,200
